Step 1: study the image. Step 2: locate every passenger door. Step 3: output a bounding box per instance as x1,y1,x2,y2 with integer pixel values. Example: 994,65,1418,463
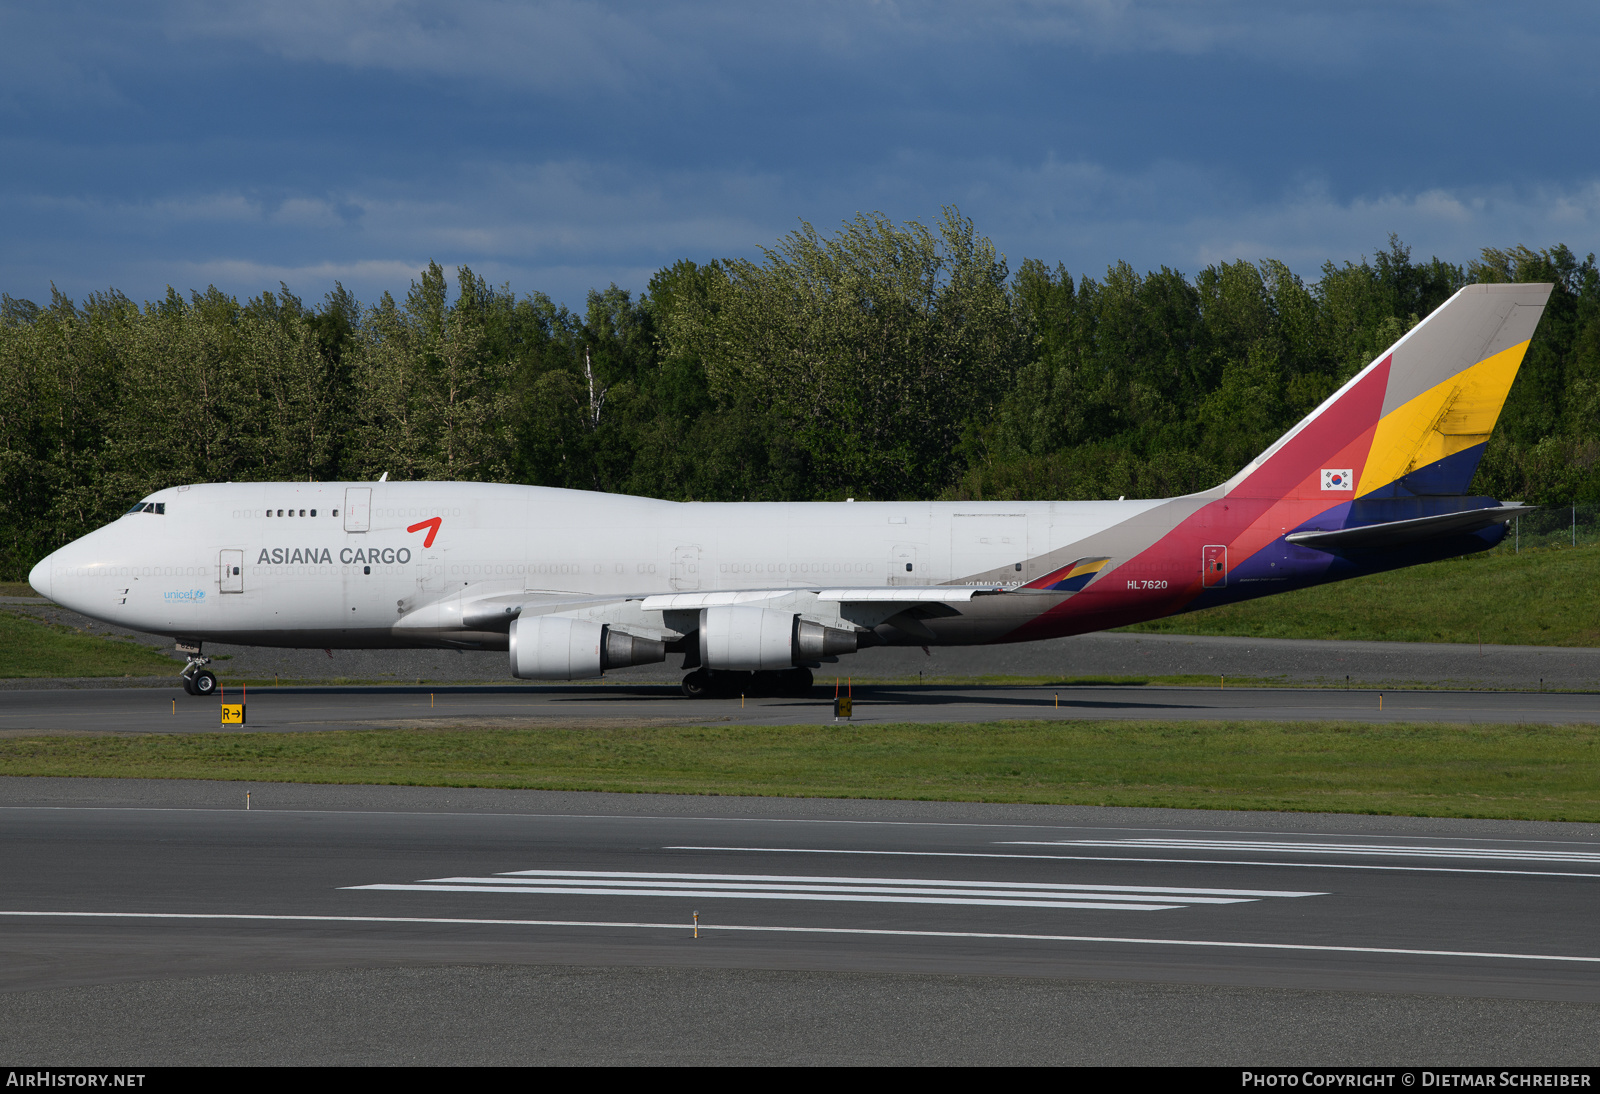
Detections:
888,544,919,586
219,549,243,593
343,488,371,533
671,545,702,591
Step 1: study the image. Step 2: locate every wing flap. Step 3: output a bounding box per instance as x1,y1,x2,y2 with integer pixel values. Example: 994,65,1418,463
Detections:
640,590,798,611
817,587,995,602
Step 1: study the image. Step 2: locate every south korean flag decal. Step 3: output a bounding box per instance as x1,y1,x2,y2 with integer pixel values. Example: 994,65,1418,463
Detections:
1321,468,1354,491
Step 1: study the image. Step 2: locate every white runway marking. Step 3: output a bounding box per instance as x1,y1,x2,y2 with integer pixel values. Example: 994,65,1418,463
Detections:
1007,839,1600,864
3,910,1597,965
664,846,1600,879
342,869,1322,912
357,885,1186,910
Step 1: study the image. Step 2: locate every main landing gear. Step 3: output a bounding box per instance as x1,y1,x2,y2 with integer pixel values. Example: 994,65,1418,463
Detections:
180,655,217,697
682,667,814,699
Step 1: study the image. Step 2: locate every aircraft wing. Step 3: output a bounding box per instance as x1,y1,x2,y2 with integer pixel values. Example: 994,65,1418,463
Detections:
639,585,1010,640
640,586,1005,611
395,589,645,635
400,583,1008,640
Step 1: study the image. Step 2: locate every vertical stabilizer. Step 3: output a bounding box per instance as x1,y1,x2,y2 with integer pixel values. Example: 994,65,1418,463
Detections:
1223,282,1552,503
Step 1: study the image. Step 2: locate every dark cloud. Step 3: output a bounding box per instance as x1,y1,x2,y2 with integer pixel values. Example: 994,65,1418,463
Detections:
3,1,1597,307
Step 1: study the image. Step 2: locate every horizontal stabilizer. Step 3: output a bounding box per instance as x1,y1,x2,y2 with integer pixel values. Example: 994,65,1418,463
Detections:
1285,505,1533,550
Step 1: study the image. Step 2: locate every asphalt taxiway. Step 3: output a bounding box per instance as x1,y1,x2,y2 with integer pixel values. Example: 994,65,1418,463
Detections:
1,778,1597,1064
3,681,1600,735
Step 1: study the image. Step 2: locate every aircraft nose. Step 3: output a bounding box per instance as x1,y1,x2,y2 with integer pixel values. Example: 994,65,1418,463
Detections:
28,554,52,600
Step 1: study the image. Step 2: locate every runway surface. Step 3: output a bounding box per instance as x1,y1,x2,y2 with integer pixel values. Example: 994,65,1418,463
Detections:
1,778,1597,1063
3,681,1600,735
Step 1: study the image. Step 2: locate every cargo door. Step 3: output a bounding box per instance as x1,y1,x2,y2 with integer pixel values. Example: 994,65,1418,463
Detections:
343,488,371,532
417,547,447,595
219,549,243,593
951,513,1029,583
1202,544,1228,588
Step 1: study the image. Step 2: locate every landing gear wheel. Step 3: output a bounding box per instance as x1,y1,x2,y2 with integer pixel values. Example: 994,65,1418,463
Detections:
180,652,213,697
681,669,711,698
783,667,814,698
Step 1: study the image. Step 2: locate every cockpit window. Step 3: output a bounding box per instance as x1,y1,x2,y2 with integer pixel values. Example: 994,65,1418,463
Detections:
125,502,166,515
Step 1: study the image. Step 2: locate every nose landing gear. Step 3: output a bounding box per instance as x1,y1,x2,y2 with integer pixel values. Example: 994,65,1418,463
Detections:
180,654,217,697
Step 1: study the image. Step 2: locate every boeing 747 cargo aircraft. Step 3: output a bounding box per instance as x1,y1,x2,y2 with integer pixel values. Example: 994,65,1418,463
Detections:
28,283,1552,698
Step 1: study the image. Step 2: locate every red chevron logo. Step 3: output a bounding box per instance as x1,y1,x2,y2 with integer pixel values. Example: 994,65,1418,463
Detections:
407,516,443,548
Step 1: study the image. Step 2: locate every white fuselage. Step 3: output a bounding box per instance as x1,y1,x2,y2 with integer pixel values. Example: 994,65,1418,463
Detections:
30,481,1162,650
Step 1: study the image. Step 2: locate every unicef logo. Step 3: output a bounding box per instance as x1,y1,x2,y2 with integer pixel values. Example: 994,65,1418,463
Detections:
164,588,206,601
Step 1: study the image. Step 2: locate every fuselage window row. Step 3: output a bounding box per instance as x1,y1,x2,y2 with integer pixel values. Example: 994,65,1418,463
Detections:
447,563,587,576
378,508,463,519
717,562,873,574
230,509,340,518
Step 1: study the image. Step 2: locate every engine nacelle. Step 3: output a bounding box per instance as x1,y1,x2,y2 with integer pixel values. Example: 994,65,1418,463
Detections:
509,615,667,680
699,606,858,671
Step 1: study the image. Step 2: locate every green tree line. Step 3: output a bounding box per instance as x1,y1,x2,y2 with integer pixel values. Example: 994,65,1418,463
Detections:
2,208,1597,580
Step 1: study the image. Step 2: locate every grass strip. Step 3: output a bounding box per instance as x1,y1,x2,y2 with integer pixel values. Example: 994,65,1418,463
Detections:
3,719,1598,821
1120,543,1600,646
0,609,180,679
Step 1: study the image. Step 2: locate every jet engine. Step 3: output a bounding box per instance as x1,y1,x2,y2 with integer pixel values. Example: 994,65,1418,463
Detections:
698,606,858,671
509,615,667,680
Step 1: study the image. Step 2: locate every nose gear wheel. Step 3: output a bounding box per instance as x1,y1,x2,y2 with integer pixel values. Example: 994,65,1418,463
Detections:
180,653,217,698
